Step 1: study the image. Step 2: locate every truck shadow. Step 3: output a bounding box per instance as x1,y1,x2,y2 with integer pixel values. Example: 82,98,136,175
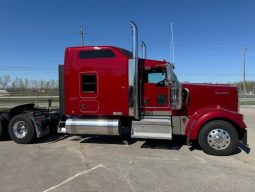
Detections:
80,135,187,151
35,133,69,144
35,134,248,155
36,134,189,151
79,135,137,145
140,135,186,150
188,141,245,155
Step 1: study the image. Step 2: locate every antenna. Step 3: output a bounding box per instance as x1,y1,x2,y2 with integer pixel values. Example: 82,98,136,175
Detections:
80,26,84,46
170,21,175,64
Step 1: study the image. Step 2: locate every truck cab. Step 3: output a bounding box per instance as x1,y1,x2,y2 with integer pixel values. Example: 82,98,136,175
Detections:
58,21,247,156
60,43,246,156
4,21,246,156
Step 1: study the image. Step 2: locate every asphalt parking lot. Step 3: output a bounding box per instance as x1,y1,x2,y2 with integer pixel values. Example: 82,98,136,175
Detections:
0,106,254,192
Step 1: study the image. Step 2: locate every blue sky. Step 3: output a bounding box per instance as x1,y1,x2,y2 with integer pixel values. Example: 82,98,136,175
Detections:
0,0,254,83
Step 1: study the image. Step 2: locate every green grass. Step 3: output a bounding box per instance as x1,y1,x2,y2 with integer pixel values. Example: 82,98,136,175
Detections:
0,96,254,111
240,101,255,105
0,97,59,103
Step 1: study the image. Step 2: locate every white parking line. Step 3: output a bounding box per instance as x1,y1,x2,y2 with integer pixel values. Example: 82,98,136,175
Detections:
43,164,104,192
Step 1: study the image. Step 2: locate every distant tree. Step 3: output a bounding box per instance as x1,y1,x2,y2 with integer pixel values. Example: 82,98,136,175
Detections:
0,75,11,89
30,80,39,89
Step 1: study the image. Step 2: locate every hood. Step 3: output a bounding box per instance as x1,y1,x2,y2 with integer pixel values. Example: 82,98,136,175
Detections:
182,83,238,115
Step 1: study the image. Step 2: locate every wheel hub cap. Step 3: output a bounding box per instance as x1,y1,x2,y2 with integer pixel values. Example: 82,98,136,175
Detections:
207,128,230,150
13,121,28,139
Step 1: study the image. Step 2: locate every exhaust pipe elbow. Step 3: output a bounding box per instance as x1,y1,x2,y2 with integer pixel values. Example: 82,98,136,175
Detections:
130,20,138,59
141,41,146,59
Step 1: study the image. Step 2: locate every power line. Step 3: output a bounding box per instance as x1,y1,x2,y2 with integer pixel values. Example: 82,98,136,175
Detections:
0,68,56,70
177,73,255,76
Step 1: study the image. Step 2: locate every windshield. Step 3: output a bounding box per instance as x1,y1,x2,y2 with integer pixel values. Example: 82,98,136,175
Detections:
148,69,166,84
143,68,167,86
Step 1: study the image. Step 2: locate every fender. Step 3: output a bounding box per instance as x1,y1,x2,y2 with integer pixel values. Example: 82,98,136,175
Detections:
185,106,246,140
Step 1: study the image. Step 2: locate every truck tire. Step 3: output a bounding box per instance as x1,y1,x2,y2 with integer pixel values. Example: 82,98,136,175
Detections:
0,119,3,139
8,114,36,144
1,113,11,122
198,120,238,156
0,113,10,140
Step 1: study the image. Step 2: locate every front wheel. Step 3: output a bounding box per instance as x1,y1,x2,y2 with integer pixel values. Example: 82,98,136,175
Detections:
198,120,239,156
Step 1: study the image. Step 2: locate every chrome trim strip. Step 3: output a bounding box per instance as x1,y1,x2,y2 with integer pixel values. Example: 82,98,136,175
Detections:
141,115,171,119
128,59,135,117
171,116,189,135
171,83,183,110
184,88,190,105
142,111,170,116
171,116,181,135
180,116,189,135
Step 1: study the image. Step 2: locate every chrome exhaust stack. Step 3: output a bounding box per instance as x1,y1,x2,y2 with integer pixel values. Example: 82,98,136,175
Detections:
129,21,139,119
141,41,147,59
130,21,138,59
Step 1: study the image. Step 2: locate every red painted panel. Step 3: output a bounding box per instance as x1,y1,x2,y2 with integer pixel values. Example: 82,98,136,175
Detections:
180,83,239,116
142,83,170,110
80,100,98,113
185,107,246,139
64,46,129,116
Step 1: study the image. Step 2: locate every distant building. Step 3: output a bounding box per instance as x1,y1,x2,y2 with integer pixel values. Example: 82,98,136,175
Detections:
0,90,10,96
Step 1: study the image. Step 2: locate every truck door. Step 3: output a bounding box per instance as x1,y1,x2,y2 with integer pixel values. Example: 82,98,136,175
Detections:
142,67,170,111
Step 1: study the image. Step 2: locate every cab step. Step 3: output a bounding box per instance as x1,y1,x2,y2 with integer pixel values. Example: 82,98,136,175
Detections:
131,116,172,140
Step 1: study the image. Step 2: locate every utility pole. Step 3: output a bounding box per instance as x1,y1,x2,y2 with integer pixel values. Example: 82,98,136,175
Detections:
170,21,175,64
80,26,84,46
242,47,247,97
253,81,255,94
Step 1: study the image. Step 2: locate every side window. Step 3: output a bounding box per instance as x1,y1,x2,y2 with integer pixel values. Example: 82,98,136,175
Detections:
144,68,166,86
79,50,115,59
81,74,97,93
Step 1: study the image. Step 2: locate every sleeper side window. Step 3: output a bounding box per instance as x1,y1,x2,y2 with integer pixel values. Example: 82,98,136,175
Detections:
81,74,97,93
79,50,115,59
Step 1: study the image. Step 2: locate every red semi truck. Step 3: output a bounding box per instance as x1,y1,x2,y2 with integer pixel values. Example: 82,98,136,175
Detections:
0,21,247,156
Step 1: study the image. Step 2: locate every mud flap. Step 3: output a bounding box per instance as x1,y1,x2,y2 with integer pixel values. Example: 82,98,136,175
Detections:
239,129,250,154
240,129,248,146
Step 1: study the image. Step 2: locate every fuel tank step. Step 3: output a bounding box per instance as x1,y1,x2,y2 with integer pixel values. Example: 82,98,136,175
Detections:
64,118,120,135
131,116,172,140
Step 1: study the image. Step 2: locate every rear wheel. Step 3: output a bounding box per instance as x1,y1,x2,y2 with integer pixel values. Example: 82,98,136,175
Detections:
198,120,238,156
8,114,35,144
0,113,11,140
0,119,3,139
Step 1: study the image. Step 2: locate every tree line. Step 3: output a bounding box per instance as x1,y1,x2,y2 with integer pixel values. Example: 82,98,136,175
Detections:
233,81,255,94
0,75,59,96
0,75,254,96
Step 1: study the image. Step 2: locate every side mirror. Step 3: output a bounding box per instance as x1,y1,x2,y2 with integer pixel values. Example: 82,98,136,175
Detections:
166,63,172,84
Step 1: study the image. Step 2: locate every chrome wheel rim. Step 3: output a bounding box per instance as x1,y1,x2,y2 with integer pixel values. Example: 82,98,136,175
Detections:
207,128,230,150
13,121,28,139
